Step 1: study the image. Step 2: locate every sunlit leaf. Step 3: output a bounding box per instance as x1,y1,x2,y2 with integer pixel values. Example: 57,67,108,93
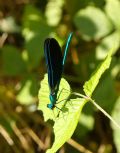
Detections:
83,50,112,96
39,52,113,152
74,6,113,40
22,5,52,69
22,4,43,38
45,0,64,26
17,75,38,105
105,0,120,30
38,74,71,121
46,98,86,153
96,31,120,59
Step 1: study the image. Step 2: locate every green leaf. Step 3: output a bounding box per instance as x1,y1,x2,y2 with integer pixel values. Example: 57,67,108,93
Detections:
74,6,113,40
111,96,120,152
22,5,52,69
24,35,44,69
38,49,113,153
45,0,64,26
22,4,43,36
17,75,38,105
83,50,112,96
38,75,87,152
96,31,120,59
2,45,26,76
105,0,120,30
46,98,86,153
38,74,71,121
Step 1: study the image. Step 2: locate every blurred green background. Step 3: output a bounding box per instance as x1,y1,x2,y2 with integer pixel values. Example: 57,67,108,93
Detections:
0,0,120,152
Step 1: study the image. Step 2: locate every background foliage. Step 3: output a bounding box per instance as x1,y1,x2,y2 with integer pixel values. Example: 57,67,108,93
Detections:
0,0,120,152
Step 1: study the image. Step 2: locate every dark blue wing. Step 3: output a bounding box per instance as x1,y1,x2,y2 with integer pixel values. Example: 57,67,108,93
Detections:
44,38,63,93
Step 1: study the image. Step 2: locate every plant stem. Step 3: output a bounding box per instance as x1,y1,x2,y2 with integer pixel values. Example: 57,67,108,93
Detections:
89,98,120,129
67,138,93,153
72,92,120,129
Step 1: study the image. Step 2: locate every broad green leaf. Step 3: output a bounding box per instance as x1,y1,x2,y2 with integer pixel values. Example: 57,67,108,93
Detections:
38,75,87,152
45,0,64,26
83,50,112,96
22,4,43,38
24,34,44,69
22,5,52,42
17,75,38,105
38,74,71,121
46,98,86,153
2,45,26,76
74,6,113,40
22,5,52,69
96,31,120,59
111,96,120,152
105,0,120,30
38,49,113,153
